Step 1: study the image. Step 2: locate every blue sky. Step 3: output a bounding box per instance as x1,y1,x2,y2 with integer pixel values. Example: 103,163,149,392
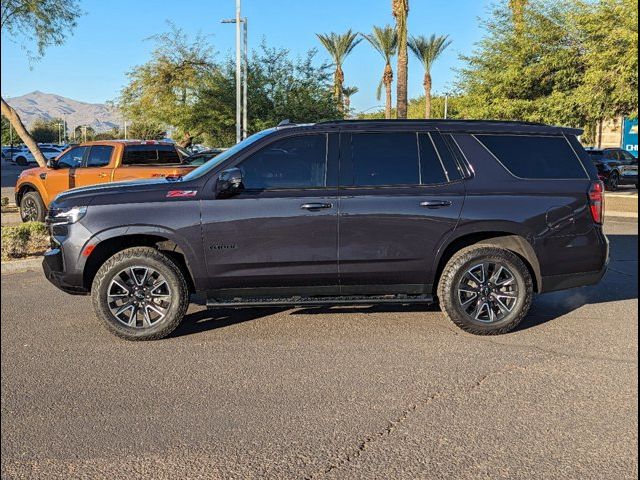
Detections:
1,0,492,112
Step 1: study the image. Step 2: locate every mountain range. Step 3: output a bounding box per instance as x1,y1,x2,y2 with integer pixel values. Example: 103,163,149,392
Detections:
6,91,121,133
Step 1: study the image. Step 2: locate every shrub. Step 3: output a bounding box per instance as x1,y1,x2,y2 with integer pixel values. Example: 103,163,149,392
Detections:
1,222,49,261
1,197,8,207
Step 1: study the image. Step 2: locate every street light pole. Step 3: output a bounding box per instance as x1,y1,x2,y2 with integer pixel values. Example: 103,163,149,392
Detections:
222,11,248,142
235,0,242,144
243,17,248,140
444,94,449,120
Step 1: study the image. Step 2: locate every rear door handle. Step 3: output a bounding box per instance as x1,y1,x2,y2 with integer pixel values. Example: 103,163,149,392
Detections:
420,200,452,209
301,203,333,210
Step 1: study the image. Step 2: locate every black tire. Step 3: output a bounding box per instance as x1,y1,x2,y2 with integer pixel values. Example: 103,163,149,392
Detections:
20,191,46,222
607,171,620,191
15,156,28,166
437,245,534,335
91,247,190,341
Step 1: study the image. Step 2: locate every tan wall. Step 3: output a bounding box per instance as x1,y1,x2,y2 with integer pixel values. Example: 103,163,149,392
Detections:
595,117,624,149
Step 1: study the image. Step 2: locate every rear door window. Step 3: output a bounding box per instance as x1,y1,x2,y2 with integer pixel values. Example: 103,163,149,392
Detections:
349,133,420,187
86,145,114,167
477,135,587,179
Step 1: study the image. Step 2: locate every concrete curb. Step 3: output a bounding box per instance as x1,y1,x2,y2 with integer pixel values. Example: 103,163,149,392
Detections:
1,257,42,275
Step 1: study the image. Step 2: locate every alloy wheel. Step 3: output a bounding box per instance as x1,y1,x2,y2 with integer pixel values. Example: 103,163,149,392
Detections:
107,266,172,328
456,262,519,323
21,197,39,222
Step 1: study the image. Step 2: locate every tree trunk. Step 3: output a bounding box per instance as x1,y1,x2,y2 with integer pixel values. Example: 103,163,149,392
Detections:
424,72,432,120
383,63,394,120
393,0,409,119
344,97,351,116
335,66,345,114
179,132,194,149
1,97,47,168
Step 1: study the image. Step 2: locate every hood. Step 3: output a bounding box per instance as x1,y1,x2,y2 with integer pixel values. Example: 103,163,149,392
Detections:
52,178,180,208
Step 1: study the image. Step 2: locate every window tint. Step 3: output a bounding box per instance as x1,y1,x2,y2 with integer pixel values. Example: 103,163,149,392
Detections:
478,135,587,179
350,133,419,186
621,150,637,163
86,145,113,167
430,133,463,181
417,134,447,184
240,134,327,190
122,145,181,165
56,147,87,169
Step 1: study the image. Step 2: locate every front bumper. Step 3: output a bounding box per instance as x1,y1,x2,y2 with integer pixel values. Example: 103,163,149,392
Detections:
42,248,88,294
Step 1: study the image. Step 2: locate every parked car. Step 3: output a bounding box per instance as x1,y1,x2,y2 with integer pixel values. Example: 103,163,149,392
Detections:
585,147,638,190
183,149,226,166
42,120,609,341
15,140,198,222
12,146,63,166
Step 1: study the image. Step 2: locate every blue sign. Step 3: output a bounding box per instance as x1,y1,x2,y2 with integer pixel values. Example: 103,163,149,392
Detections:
622,117,638,158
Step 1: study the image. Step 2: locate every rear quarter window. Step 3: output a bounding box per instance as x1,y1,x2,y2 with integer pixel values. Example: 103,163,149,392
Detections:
122,145,181,166
477,135,588,179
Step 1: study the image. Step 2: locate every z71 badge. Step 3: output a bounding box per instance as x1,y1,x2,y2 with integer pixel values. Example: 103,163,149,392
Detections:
166,190,198,198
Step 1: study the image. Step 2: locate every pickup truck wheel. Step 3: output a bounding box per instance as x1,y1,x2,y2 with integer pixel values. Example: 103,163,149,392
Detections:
91,247,189,341
437,246,533,335
20,191,46,222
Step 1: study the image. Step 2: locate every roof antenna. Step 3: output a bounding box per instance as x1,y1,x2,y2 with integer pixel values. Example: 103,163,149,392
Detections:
277,119,292,127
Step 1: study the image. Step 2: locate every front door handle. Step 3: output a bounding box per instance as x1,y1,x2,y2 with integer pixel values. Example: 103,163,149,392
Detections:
98,173,108,178
420,200,453,209
301,203,333,211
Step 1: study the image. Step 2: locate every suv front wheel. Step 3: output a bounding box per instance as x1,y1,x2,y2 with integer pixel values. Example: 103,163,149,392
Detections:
437,245,533,335
92,247,190,341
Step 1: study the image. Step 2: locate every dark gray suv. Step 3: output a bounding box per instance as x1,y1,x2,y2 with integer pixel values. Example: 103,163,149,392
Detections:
43,120,609,340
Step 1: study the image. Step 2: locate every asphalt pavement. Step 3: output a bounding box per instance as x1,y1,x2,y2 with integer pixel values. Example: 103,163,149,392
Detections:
1,220,637,479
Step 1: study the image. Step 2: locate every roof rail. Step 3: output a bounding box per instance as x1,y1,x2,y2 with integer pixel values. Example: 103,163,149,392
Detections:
316,119,548,127
277,119,295,127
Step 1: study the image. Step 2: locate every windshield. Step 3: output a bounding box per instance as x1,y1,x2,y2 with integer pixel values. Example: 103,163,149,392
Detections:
182,129,274,181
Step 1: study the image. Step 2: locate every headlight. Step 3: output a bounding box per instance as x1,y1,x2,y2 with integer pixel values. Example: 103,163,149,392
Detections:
52,206,87,225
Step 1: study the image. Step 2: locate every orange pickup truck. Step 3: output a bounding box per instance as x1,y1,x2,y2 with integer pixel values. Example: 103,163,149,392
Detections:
15,140,198,222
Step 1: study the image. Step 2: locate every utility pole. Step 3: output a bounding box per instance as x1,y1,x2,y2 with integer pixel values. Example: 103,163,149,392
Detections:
57,122,63,144
123,120,128,140
243,17,248,140
444,94,449,120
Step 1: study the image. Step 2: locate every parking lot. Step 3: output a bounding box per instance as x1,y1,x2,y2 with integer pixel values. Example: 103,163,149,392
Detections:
1,219,637,479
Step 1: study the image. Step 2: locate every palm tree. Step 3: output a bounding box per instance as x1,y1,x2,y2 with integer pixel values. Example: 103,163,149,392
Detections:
392,0,409,119
409,34,452,119
342,86,359,116
362,26,398,119
316,30,362,112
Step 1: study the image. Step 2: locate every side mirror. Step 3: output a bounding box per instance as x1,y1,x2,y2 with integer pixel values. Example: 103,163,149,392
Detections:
48,159,59,169
216,168,244,198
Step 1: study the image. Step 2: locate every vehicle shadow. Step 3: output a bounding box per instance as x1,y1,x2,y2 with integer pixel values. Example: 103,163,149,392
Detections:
171,234,637,337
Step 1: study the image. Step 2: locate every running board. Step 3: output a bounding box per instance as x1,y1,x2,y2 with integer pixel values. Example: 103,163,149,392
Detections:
206,294,435,309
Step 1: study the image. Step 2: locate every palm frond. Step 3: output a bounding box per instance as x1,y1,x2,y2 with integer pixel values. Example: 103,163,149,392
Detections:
376,79,384,101
343,85,359,97
362,25,398,63
316,29,362,66
408,34,453,72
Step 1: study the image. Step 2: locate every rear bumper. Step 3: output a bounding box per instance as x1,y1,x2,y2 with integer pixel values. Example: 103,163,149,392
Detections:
540,267,607,293
42,248,88,295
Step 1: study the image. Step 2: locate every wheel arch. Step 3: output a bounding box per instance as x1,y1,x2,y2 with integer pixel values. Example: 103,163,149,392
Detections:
82,231,197,294
15,182,41,206
434,230,541,294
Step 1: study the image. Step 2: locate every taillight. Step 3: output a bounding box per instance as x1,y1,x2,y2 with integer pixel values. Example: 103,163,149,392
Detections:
588,181,605,224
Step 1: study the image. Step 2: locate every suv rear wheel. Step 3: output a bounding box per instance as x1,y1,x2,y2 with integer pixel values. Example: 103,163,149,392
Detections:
437,245,533,335
91,247,189,341
20,191,46,222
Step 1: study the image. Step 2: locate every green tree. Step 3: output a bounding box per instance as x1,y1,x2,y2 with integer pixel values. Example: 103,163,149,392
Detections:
362,25,398,119
117,23,215,148
409,34,452,119
30,118,66,143
393,0,409,118
74,125,96,142
126,121,166,141
342,86,359,116
1,114,15,145
1,0,81,167
316,30,362,112
457,0,638,133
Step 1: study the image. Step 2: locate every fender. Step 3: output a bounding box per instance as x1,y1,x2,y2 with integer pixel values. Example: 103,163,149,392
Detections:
82,224,207,290
432,220,542,292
